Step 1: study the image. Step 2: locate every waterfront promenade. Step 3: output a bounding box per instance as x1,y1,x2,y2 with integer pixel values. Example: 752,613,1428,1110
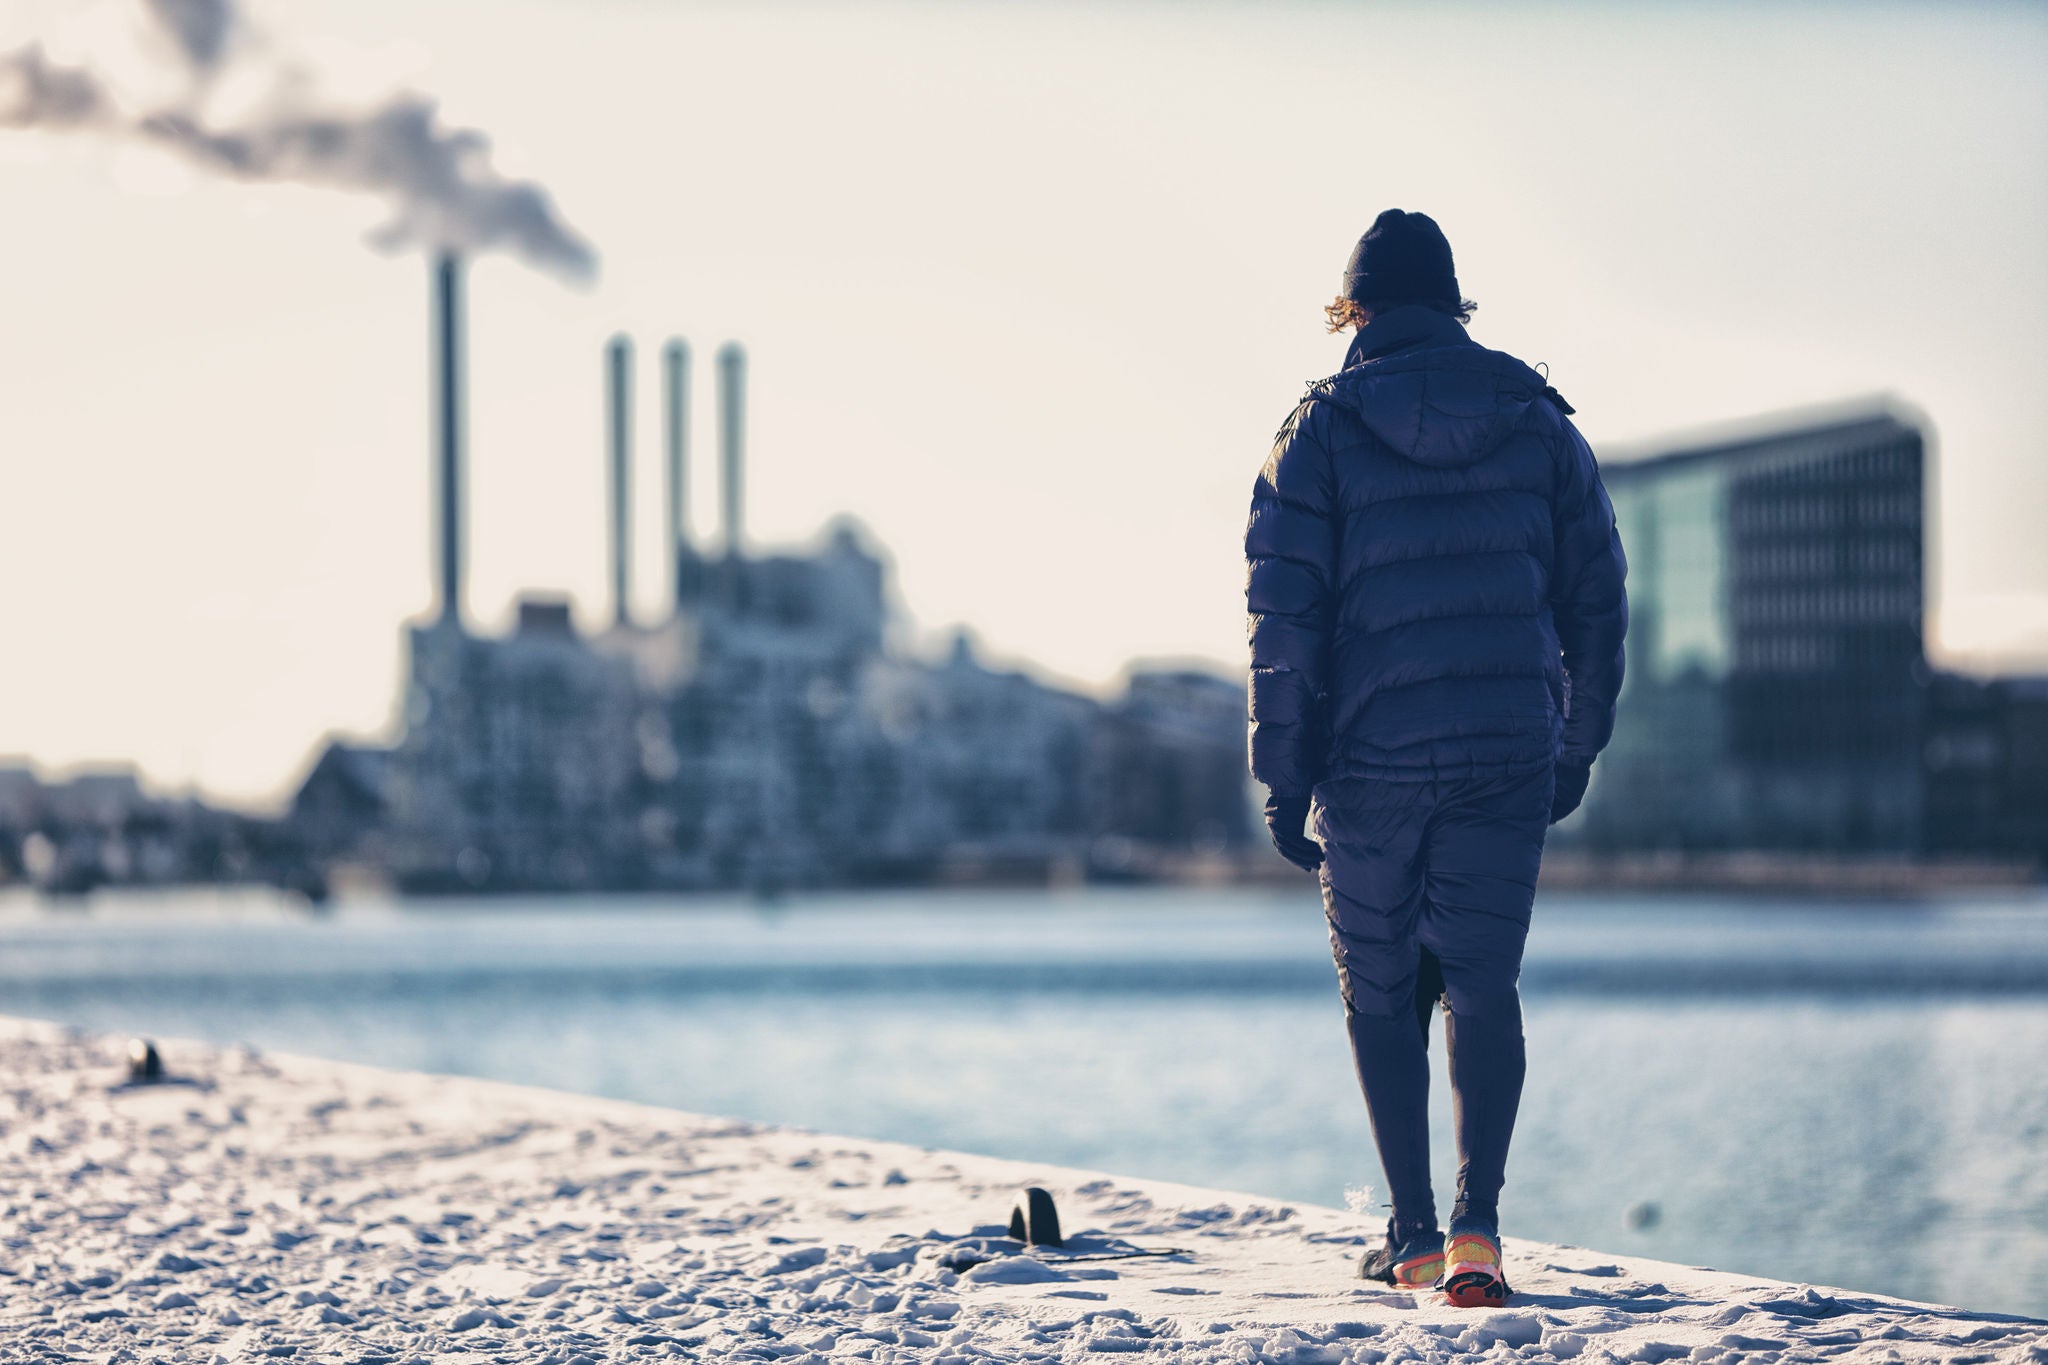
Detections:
2,1016,2040,1363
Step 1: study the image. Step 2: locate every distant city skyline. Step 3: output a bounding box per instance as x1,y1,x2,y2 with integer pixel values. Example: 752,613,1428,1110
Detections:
2,0,2045,804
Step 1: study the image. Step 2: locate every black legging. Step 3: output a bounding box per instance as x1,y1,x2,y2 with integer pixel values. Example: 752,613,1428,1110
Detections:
1312,766,1550,1236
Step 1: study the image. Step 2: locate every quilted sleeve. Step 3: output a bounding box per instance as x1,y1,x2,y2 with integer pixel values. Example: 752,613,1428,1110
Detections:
1550,419,1629,767
1245,399,1338,796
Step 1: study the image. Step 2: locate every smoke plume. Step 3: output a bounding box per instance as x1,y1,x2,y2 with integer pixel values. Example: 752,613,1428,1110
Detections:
0,0,595,282
0,45,114,131
144,0,234,74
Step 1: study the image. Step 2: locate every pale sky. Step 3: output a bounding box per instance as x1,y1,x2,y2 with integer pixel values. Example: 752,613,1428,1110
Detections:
3,0,2045,807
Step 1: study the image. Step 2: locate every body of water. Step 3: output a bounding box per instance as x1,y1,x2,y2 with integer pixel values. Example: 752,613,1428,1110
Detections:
1,885,2043,1317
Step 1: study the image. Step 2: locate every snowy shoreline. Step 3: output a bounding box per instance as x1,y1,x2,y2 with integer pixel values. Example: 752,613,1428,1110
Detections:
2,1016,2039,1363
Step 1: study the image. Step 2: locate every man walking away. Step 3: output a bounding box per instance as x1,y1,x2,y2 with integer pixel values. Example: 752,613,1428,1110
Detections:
1244,210,1627,1307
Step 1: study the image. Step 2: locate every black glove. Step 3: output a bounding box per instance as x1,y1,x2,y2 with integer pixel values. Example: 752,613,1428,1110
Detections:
1264,793,1323,873
1550,763,1592,825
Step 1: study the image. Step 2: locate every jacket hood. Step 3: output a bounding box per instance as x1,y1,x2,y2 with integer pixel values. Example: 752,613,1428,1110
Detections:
1312,306,1560,468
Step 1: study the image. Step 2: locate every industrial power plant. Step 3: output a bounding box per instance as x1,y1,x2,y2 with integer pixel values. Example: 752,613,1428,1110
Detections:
285,255,1258,894
10,270,2048,900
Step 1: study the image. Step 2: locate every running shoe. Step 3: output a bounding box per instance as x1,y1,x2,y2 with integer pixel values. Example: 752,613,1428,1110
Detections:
1358,1222,1444,1288
1438,1227,1512,1307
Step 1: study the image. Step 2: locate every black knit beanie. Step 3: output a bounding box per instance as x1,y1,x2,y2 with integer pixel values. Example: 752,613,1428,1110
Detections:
1342,209,1460,307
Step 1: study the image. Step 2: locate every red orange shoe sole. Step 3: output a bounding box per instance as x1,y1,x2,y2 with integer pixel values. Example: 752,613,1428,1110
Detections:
1439,1270,1511,1308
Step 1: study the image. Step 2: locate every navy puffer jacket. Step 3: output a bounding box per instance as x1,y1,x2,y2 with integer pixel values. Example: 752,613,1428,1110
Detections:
1245,306,1627,796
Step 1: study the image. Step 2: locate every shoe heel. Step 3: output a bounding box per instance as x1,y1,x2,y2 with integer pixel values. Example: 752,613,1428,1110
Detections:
1439,1231,1508,1307
1440,1269,1509,1308
1393,1251,1443,1288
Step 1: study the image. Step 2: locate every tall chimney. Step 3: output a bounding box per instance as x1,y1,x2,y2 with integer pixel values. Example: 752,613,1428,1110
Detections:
664,338,690,608
432,253,464,629
718,341,745,559
607,334,632,628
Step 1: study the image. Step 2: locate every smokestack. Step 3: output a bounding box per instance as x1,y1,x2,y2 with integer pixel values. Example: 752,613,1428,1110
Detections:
607,334,632,628
664,338,690,608
718,342,745,559
432,252,463,629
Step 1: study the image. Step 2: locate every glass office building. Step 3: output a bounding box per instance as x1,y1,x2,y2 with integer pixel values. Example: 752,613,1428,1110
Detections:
1574,407,1927,851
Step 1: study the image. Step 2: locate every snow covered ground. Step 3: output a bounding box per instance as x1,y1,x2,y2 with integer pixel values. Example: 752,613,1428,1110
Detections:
1,1016,2040,1364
